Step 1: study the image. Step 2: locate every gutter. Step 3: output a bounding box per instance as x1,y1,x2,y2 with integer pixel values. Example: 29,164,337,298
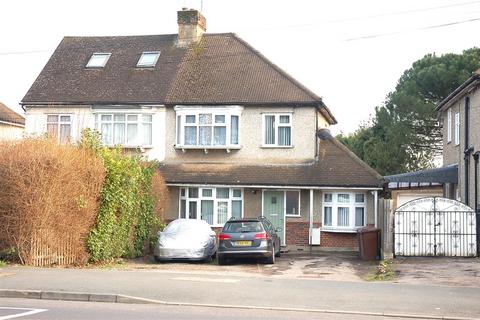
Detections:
436,73,480,112
165,183,383,190
0,120,25,128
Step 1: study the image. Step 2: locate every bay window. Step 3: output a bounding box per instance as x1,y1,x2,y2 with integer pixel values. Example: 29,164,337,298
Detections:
322,192,366,230
179,187,243,226
96,113,152,147
175,107,242,149
47,114,72,143
263,113,292,147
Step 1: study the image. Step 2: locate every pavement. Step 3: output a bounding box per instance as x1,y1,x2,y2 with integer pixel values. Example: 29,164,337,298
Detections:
1,259,480,319
0,298,431,320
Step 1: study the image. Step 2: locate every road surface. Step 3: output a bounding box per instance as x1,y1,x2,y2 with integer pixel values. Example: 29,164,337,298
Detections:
0,298,432,320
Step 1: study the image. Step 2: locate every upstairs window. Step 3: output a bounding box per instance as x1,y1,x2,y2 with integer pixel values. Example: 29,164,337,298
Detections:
137,51,161,68
96,113,153,147
175,107,241,149
86,53,111,68
47,114,72,143
263,113,292,147
454,112,460,146
447,109,452,143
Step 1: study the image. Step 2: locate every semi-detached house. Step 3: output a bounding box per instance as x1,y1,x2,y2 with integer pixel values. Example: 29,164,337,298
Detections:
22,9,383,251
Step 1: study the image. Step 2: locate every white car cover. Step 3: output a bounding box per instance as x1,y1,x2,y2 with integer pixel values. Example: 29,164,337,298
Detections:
156,219,216,259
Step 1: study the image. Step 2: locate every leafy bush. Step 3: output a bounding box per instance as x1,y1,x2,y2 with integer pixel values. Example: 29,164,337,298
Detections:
0,138,105,265
82,130,169,261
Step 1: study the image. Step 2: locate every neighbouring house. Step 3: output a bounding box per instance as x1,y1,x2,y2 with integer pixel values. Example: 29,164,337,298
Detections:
436,69,480,212
0,102,24,141
21,8,383,251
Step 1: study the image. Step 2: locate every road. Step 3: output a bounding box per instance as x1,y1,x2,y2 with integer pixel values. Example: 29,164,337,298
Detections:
0,298,432,320
2,266,480,319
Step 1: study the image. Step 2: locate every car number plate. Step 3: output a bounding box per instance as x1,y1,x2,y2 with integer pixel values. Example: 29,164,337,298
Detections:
235,241,252,247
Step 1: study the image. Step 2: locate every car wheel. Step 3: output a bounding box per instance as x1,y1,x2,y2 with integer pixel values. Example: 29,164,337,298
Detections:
217,255,227,265
266,245,275,264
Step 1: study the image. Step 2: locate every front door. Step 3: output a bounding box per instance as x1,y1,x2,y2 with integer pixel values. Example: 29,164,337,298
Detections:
263,191,285,245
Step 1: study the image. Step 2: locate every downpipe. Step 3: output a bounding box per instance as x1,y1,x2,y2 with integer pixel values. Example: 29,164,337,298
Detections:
474,152,480,257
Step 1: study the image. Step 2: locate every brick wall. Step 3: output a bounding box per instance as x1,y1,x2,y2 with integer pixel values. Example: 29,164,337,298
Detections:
285,221,359,249
319,231,358,248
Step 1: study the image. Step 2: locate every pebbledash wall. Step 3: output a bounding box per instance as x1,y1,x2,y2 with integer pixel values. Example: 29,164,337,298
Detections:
24,105,166,161
164,186,376,250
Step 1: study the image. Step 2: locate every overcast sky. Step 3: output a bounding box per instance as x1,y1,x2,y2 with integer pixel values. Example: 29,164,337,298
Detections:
1,0,479,134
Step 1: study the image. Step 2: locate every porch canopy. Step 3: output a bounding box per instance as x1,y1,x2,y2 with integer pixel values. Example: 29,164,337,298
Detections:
385,164,458,189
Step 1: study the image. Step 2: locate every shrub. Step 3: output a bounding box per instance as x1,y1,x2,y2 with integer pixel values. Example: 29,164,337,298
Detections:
82,130,169,261
0,138,105,265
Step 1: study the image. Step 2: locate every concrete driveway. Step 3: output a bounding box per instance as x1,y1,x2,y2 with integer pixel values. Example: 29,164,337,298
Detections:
124,252,372,281
393,256,480,287
122,252,480,287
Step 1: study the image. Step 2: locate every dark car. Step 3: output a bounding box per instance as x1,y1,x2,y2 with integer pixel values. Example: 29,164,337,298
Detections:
217,217,281,265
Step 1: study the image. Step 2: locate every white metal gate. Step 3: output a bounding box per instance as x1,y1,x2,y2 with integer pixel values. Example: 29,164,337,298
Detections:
394,197,477,257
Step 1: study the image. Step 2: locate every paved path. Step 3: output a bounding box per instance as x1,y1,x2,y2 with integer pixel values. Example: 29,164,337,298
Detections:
1,267,479,318
0,298,434,320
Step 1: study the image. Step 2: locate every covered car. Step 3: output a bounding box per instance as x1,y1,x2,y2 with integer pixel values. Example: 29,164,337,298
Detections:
154,219,217,262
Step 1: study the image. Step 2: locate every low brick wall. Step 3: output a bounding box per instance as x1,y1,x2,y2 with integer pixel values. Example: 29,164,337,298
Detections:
285,221,359,250
320,231,358,249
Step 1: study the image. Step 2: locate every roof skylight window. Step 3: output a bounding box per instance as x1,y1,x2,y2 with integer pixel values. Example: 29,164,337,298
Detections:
137,51,161,68
86,53,111,68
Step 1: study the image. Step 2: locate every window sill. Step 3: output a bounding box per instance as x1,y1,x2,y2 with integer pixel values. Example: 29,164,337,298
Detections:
286,215,302,218
260,145,294,149
174,145,241,153
321,227,363,233
106,145,153,149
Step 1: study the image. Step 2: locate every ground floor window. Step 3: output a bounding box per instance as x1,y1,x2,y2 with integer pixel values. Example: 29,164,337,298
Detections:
322,192,366,230
179,187,243,226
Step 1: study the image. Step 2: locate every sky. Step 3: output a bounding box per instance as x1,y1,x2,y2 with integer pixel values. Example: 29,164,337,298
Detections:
1,0,479,134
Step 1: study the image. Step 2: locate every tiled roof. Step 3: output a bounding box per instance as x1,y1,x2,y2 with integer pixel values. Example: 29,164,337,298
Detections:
0,103,25,126
21,33,336,124
22,35,185,105
159,130,383,188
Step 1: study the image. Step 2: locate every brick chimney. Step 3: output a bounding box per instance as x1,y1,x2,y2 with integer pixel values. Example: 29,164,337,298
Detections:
177,8,206,47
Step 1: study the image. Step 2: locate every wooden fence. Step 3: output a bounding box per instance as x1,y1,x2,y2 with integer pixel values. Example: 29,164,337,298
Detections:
378,198,394,259
26,233,78,267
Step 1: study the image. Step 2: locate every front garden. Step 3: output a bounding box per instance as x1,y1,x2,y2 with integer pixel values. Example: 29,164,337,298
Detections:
0,129,168,266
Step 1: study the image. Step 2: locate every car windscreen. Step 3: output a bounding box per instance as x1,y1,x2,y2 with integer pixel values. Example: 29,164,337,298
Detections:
223,221,264,233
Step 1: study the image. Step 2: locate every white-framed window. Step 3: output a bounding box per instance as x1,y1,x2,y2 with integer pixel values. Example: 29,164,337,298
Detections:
46,114,72,143
322,192,366,230
262,113,292,147
137,51,161,68
95,113,153,147
179,187,243,226
86,53,111,68
454,112,460,146
447,109,452,143
175,107,241,149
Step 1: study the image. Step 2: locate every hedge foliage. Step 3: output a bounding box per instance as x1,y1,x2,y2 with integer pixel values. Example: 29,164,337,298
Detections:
0,137,105,265
81,130,167,262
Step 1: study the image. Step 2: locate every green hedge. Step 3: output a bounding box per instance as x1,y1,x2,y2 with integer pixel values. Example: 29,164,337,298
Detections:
80,129,162,261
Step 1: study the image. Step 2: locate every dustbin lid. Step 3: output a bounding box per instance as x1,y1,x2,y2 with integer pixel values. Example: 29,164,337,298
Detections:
357,226,380,233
